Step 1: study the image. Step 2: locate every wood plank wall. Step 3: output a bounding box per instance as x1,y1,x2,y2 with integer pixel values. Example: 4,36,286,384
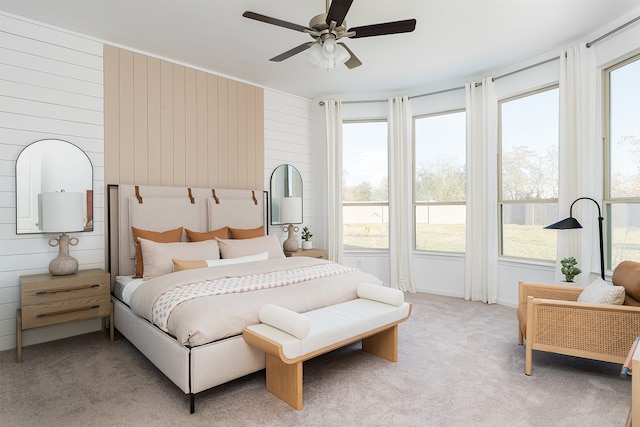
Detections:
0,12,105,351
103,45,264,190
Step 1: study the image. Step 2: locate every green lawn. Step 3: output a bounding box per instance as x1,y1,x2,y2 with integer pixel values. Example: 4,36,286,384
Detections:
343,222,640,267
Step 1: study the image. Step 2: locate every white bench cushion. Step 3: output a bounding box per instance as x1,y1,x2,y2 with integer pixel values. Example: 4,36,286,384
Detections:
246,298,411,360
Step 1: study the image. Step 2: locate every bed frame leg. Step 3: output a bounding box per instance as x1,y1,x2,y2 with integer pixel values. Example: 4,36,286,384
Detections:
190,393,195,414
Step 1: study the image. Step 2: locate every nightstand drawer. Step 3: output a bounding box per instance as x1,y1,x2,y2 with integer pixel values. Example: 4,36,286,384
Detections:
20,269,109,305
21,296,111,329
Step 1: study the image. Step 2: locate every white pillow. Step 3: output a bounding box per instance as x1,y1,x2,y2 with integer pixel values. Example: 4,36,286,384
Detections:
577,278,625,305
139,238,220,280
216,234,286,259
258,304,311,339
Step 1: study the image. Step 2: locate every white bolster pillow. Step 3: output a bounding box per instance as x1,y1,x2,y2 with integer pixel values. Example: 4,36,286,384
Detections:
357,283,404,307
258,304,311,339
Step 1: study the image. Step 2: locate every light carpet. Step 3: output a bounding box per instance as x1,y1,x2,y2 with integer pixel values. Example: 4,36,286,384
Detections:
0,292,632,426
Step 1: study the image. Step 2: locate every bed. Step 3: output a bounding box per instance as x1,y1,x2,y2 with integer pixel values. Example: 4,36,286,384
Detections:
106,184,384,413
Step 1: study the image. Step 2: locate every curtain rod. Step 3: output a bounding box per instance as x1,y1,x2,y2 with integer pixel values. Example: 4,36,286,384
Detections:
319,14,640,107
586,15,640,48
318,86,466,106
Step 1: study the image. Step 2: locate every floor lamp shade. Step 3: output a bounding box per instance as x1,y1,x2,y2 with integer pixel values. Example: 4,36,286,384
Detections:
41,191,84,275
544,197,605,280
41,191,85,232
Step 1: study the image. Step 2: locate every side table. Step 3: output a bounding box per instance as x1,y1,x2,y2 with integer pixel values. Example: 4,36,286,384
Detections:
284,248,327,259
17,268,113,362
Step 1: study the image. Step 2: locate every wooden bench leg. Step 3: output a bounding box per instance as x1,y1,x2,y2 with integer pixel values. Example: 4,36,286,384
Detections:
362,325,398,362
265,353,303,410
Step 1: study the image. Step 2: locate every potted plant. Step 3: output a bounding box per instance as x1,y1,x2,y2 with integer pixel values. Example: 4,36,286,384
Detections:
301,226,313,249
560,256,582,282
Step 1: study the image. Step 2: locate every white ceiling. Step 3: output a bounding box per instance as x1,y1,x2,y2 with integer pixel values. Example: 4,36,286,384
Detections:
1,0,639,99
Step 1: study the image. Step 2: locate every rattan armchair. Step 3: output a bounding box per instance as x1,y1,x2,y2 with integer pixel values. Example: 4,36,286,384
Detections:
517,261,640,375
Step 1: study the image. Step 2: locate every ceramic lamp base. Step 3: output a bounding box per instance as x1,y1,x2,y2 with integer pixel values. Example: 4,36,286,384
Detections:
48,233,79,276
283,224,299,252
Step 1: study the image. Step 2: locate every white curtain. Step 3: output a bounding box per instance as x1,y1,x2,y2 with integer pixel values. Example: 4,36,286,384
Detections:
557,44,599,285
464,79,498,303
324,99,343,264
388,96,415,292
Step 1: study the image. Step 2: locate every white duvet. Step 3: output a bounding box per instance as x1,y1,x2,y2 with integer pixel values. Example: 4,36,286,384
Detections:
128,257,383,347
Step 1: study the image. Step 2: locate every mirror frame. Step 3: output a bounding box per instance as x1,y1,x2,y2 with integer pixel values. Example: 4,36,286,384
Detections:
270,164,303,225
15,139,93,234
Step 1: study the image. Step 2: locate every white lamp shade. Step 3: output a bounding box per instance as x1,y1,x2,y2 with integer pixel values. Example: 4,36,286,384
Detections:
280,197,302,224
41,192,85,232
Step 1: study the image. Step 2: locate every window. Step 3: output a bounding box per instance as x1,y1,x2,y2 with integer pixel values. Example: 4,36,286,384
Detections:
413,111,466,252
604,54,640,269
499,87,559,261
342,121,388,250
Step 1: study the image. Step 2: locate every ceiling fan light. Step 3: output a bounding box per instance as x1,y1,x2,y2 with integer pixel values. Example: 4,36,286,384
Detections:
305,43,324,65
322,38,338,58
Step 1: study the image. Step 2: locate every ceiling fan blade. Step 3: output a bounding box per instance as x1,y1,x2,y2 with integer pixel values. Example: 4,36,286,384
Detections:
338,43,362,69
348,19,417,39
243,11,311,33
270,42,316,62
326,0,353,27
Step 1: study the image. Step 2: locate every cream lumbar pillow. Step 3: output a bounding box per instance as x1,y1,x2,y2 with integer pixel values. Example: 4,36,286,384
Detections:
172,251,269,272
216,234,285,259
577,278,625,305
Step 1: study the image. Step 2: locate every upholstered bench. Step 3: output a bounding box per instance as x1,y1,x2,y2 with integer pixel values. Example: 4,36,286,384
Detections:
242,283,412,409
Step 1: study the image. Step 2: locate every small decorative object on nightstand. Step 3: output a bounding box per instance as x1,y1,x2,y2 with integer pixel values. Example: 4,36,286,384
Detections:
16,268,112,363
301,226,313,250
285,248,326,259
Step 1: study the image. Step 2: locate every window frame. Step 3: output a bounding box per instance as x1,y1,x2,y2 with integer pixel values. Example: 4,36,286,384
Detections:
412,108,467,253
602,52,640,270
497,84,560,261
341,118,389,252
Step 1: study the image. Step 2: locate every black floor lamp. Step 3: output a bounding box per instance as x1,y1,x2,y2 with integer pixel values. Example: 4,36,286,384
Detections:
544,197,605,280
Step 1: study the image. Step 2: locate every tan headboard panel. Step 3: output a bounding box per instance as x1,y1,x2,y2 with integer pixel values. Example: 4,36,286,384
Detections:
108,184,264,279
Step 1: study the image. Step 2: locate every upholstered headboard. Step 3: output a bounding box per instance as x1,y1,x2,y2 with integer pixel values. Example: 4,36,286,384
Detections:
107,184,265,283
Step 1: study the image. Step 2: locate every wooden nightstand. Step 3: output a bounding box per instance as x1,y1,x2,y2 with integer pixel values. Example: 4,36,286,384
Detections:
16,268,113,362
285,248,327,259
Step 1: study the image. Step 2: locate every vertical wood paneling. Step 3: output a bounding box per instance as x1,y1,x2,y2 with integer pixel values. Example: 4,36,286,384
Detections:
147,57,161,185
104,46,264,190
195,71,208,187
173,65,186,187
133,53,148,184
118,50,134,184
217,78,229,188
184,68,197,186
237,83,248,189
158,61,171,185
228,80,238,189
207,74,219,186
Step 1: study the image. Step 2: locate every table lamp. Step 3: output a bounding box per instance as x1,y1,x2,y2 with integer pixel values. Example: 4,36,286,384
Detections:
41,190,85,275
280,196,302,252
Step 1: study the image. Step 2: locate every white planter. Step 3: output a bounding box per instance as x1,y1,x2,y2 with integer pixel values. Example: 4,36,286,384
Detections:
302,241,312,250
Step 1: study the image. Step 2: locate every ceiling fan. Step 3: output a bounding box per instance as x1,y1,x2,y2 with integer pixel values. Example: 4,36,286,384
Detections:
242,0,417,69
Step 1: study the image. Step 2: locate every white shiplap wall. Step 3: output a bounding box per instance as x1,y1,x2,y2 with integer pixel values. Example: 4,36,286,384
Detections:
0,12,105,352
263,89,318,246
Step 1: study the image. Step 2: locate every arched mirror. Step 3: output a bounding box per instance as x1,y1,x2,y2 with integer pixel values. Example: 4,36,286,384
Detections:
16,139,93,234
270,164,303,225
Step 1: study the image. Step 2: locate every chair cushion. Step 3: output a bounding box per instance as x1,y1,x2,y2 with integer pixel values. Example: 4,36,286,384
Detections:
613,261,640,302
517,303,527,336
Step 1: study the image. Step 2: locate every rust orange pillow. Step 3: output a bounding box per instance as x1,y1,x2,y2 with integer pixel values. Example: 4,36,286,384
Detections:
185,227,229,242
229,225,265,239
131,226,183,278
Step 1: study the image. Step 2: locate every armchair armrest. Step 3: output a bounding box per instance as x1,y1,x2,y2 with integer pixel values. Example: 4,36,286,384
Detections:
518,281,584,305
